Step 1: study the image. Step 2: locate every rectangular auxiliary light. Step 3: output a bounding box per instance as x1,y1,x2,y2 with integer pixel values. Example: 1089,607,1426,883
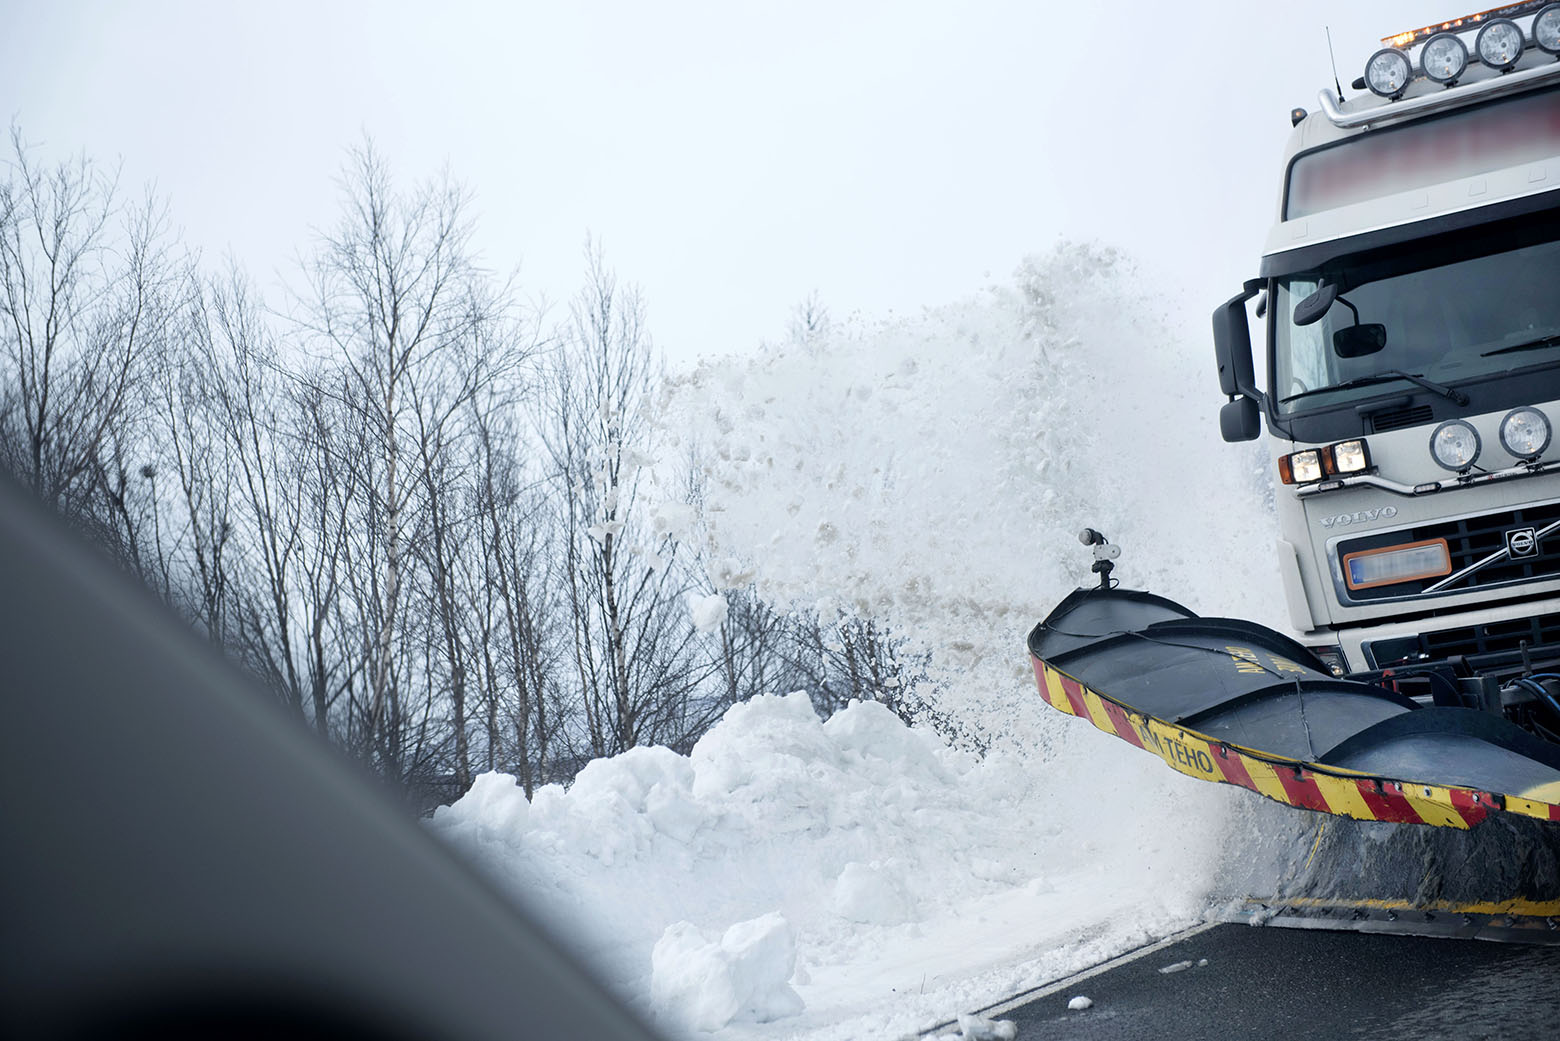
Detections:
1342,538,1453,591
1329,439,1370,475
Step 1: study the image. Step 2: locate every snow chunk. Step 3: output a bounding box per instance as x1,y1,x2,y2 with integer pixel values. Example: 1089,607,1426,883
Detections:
687,691,829,802
955,1013,1018,1039
567,746,701,844
686,592,729,634
650,913,804,1032
1067,995,1093,1011
428,771,529,841
832,861,912,926
1159,959,1194,974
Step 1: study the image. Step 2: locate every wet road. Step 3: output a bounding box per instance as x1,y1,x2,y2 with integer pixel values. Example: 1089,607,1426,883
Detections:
992,923,1560,1041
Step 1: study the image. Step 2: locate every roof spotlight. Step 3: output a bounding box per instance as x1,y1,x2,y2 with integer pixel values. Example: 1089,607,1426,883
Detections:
1421,32,1469,85
1536,3,1560,55
1475,18,1525,70
1365,47,1414,98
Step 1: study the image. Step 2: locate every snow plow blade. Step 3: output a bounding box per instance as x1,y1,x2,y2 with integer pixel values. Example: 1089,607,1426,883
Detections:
1029,586,1560,828
1030,586,1560,923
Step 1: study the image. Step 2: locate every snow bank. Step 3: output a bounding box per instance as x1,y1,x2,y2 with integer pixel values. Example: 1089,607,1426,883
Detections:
435,691,1230,1039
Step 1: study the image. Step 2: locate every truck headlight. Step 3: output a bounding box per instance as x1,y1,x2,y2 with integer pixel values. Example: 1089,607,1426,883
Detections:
1499,407,1551,459
1421,32,1469,85
1430,420,1480,471
1538,4,1560,56
1365,47,1413,99
1475,18,1524,70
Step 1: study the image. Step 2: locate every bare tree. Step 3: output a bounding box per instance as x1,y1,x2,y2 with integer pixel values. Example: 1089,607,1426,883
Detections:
151,280,239,643
469,399,561,794
297,140,526,790
0,129,178,566
543,244,710,759
787,290,830,346
1,130,841,803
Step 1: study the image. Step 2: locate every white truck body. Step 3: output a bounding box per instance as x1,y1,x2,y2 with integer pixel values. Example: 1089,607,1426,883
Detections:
1219,5,1560,680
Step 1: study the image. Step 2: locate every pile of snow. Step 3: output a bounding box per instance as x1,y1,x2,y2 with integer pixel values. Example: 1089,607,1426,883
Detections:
434,691,1238,1038
435,246,1312,1038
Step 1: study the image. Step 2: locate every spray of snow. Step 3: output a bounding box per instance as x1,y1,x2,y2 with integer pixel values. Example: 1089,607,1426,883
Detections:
434,245,1313,1038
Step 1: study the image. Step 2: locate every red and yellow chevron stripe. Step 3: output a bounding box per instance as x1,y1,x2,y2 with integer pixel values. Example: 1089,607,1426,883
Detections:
1032,656,1560,829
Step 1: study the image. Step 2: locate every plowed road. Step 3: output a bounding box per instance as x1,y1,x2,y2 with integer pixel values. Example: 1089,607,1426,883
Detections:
988,923,1560,1041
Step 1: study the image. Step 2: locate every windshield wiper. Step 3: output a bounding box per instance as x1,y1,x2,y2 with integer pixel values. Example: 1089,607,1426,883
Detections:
1281,369,1469,406
1481,334,1560,357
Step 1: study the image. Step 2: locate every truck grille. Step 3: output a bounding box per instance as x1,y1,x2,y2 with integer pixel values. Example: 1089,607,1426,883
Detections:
1338,500,1560,602
1365,612,1560,667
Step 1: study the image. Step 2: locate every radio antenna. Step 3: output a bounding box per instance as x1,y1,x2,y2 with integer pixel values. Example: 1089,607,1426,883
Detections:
1326,26,1346,104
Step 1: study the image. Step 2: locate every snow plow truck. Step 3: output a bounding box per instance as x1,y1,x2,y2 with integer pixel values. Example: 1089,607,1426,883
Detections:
1031,3,1560,940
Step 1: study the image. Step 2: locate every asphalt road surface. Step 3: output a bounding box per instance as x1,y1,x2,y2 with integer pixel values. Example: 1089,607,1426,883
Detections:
994,923,1560,1041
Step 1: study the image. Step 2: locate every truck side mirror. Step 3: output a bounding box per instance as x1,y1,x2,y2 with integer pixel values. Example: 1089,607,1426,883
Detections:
1213,280,1265,400
1220,397,1261,442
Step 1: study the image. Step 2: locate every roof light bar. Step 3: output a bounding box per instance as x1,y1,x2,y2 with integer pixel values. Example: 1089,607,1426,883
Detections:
1381,1,1554,49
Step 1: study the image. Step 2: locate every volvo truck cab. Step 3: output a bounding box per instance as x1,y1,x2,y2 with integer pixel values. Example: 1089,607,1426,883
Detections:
1216,4,1560,740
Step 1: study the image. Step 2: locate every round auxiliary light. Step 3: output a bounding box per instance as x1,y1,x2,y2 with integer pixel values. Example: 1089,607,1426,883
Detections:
1500,407,1552,458
1365,47,1414,98
1537,4,1560,55
1422,32,1470,84
1431,419,1481,471
1476,18,1525,70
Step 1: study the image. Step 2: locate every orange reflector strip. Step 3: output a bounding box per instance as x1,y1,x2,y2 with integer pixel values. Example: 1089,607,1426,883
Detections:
1380,2,1543,47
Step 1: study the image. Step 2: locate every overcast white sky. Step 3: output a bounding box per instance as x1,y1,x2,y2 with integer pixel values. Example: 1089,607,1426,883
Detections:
3,1,1445,364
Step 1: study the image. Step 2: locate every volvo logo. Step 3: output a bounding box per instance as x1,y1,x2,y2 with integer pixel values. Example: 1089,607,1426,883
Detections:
1318,506,1398,529
1507,527,1539,558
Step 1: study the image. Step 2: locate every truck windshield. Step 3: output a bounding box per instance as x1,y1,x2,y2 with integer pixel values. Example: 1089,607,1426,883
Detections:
1273,228,1560,415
